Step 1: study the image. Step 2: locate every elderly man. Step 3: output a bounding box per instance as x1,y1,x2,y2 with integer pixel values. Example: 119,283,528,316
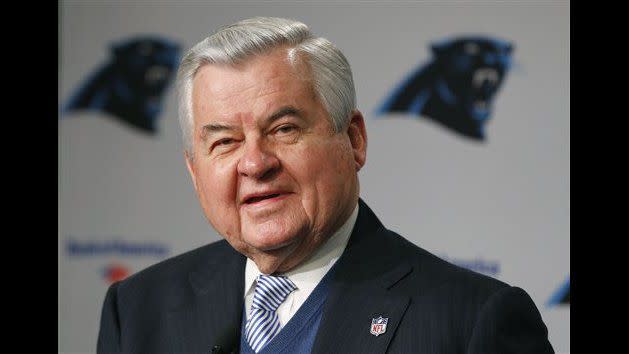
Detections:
98,17,554,354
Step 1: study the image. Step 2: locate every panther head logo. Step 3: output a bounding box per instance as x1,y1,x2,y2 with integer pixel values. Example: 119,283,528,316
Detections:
377,36,514,140
547,276,570,307
62,36,181,134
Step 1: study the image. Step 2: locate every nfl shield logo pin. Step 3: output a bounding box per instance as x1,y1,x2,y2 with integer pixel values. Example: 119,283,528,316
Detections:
370,316,388,336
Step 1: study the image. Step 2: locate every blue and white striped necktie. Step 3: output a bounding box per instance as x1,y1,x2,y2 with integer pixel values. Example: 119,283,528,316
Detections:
245,274,297,353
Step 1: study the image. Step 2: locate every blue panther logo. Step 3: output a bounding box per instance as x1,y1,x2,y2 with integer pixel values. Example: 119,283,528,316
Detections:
547,276,570,307
377,36,514,141
62,36,181,134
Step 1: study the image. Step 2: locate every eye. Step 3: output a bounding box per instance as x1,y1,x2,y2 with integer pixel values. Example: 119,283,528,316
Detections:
271,123,300,143
210,138,238,154
217,138,234,145
464,43,479,55
274,124,297,134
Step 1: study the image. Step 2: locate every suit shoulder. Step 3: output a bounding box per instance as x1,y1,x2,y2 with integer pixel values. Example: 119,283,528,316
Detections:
383,228,509,293
113,239,238,298
99,239,244,344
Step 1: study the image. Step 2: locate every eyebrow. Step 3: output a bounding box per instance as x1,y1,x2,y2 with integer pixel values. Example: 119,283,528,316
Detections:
200,106,303,140
265,106,303,125
199,122,236,142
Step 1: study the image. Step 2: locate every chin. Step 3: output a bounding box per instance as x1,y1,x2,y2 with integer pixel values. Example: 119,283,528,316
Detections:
246,233,299,253
244,221,307,250
250,242,302,274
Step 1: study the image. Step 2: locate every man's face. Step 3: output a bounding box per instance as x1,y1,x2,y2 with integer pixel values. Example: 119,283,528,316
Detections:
186,47,367,274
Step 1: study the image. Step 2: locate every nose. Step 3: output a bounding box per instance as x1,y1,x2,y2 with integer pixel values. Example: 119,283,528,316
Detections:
237,139,280,179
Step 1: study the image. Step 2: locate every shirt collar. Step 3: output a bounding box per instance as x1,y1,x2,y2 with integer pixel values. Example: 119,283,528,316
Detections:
244,203,359,296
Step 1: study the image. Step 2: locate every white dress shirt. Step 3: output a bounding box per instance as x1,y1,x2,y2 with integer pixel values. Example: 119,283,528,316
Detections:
244,203,359,326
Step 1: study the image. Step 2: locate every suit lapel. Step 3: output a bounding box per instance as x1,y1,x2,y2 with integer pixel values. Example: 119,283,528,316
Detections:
164,200,412,353
167,245,246,353
312,265,412,354
312,200,413,354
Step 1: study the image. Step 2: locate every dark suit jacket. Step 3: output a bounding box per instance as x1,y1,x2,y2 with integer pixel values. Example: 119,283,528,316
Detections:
98,199,554,353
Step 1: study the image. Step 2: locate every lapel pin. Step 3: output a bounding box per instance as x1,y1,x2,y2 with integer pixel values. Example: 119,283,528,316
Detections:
370,316,388,336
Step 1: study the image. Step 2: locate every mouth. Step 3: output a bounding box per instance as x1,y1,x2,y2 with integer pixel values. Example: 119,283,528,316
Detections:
474,100,488,111
242,192,289,206
472,68,499,89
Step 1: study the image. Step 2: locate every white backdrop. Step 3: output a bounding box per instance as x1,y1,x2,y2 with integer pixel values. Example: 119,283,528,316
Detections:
59,1,569,353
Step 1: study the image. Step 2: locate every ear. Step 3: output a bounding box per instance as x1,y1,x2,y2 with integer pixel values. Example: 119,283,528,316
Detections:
346,109,367,171
184,150,200,194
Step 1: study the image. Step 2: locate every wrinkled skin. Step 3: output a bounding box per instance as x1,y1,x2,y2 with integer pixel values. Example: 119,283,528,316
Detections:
185,47,367,274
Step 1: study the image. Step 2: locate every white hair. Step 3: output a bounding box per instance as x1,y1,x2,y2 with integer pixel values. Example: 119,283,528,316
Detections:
176,17,356,157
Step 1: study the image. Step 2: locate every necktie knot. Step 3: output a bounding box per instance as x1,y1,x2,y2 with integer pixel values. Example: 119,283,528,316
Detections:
251,274,297,311
245,274,297,352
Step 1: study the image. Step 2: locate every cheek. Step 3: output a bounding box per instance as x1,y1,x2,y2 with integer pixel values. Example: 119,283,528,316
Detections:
284,139,354,197
195,161,239,217
195,161,244,240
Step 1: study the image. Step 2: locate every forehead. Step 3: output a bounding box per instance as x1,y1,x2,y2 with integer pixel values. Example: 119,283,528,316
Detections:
191,47,315,123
